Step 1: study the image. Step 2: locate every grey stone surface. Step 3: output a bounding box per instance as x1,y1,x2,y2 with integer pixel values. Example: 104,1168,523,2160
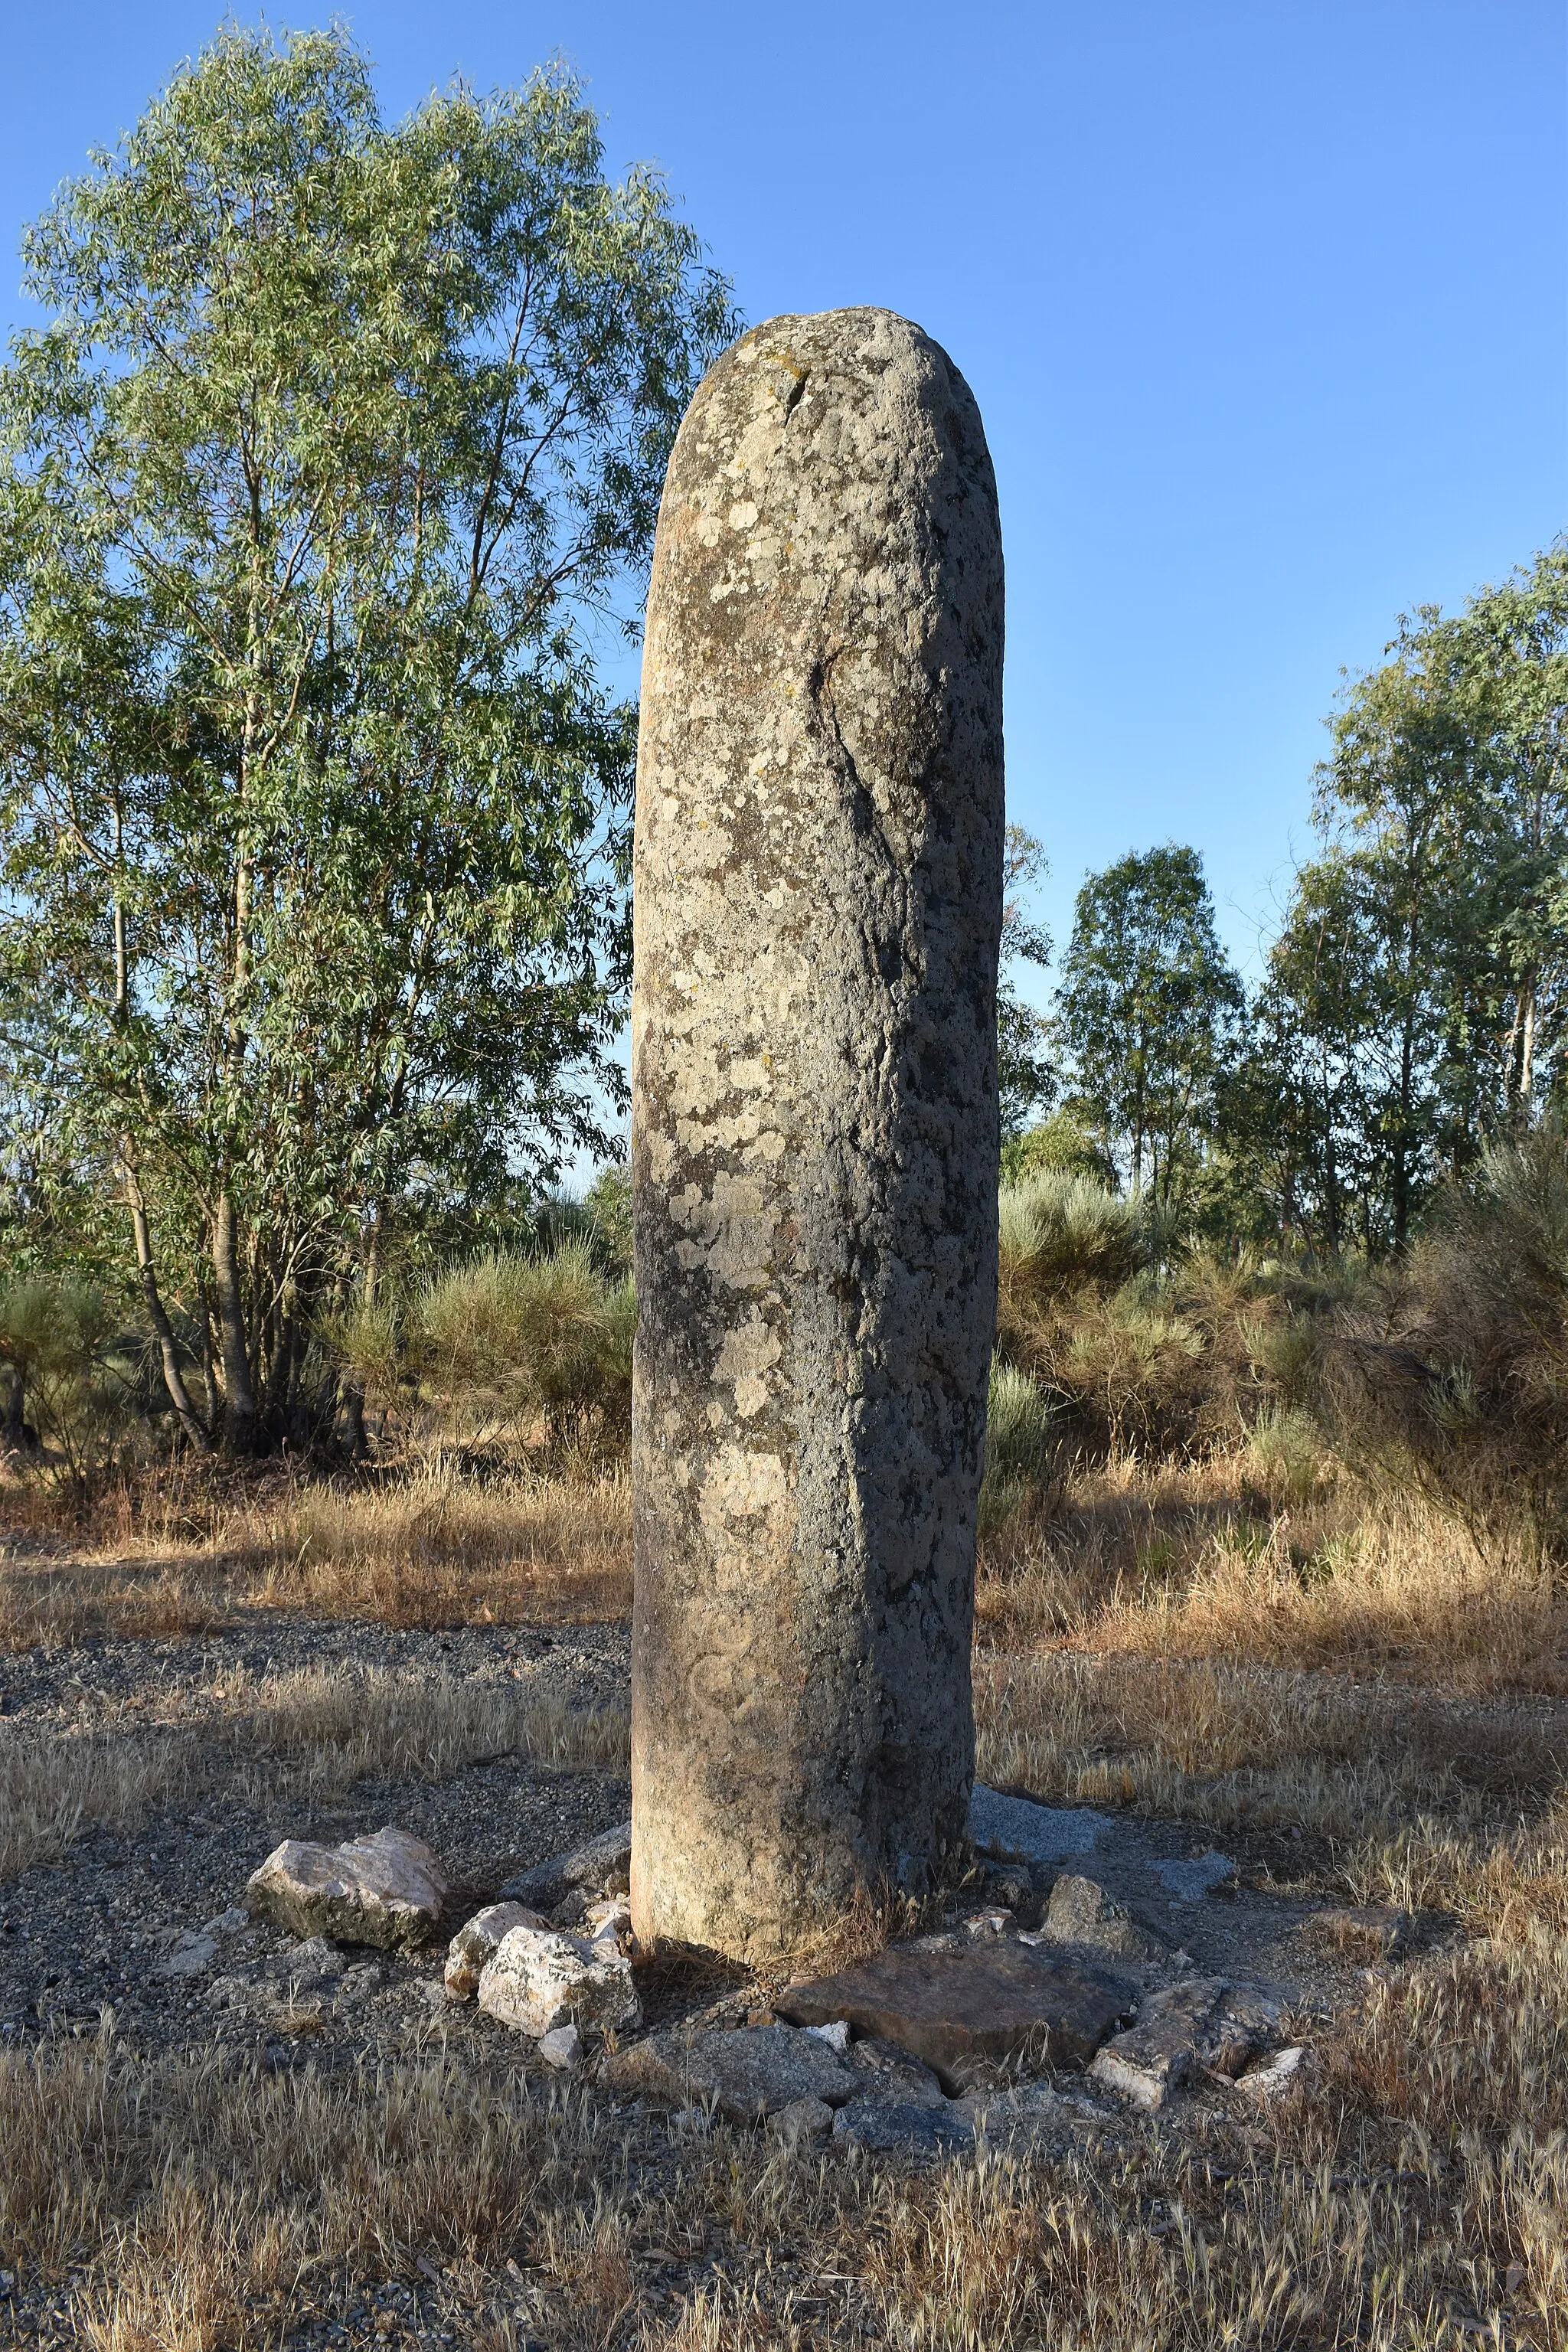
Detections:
497,1821,631,1916
475,1923,641,2040
833,2099,975,2153
769,2095,835,2150
1039,1873,1171,1962
1090,1978,1226,2110
779,1939,1134,2091
969,1786,1112,1866
629,307,1005,1962
538,2024,583,2069
602,2023,858,2119
1089,1978,1282,2110
1154,1851,1236,1903
444,1902,550,2001
844,2034,949,2109
243,1827,448,1952
1240,2045,1310,2102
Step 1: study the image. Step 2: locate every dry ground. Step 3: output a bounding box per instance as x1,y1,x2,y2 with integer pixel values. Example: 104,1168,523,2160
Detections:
1,1453,1566,2350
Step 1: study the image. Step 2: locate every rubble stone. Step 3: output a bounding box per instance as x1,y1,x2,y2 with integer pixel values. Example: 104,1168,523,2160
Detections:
497,1821,632,1916
476,1924,641,2040
1090,1979,1226,2109
1040,1874,1170,1962
769,2096,835,2150
243,1828,449,1952
1240,2045,1311,2102
832,2100,974,2153
538,2024,583,2069
1089,1978,1283,2111
844,2035,949,2109
444,1903,550,2001
601,2023,856,2119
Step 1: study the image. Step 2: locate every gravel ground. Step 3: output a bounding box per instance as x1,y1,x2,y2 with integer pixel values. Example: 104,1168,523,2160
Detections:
1,1615,634,2063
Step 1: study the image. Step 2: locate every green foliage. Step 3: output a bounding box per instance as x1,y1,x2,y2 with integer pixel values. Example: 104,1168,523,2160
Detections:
998,1171,1158,1323
1319,1116,1568,1552
0,1273,134,1481
1056,844,1244,1214
1242,547,1568,1256
416,1240,633,1446
978,1355,1060,1534
0,24,736,1452
999,1108,1116,1187
996,825,1056,1137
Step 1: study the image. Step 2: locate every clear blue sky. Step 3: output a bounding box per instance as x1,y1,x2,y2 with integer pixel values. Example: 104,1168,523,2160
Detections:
2,1,1564,995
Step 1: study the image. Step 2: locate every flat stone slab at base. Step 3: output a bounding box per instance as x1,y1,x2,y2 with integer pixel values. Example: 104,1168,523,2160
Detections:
243,1827,449,1952
778,1941,1135,2092
498,1821,632,1916
602,2024,857,2120
834,2100,975,2154
970,1785,1112,1867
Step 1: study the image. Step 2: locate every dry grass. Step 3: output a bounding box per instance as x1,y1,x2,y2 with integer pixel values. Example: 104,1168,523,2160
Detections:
0,1463,634,1648
8,1445,1568,2341
978,1455,1568,1694
5,1940,1568,2350
0,1663,630,1881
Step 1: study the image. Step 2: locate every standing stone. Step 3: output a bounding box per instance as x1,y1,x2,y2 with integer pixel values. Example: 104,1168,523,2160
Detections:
630,308,1004,1960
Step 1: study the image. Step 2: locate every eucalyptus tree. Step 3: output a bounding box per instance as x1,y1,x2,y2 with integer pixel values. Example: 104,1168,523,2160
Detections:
997,824,1056,1138
1055,844,1244,1214
0,27,735,1450
1257,547,1568,1255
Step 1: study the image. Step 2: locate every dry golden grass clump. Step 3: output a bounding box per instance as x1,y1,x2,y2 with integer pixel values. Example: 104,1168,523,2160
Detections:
0,1666,630,1882
0,1463,633,1649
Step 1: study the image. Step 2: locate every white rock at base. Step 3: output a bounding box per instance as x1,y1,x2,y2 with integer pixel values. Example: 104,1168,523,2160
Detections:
805,2019,851,2052
444,1903,550,2001
477,1923,642,2039
1240,2045,1310,2102
244,1827,449,1951
538,2024,583,2069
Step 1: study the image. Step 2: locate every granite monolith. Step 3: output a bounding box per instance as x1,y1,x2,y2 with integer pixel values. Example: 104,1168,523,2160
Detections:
630,306,1004,1960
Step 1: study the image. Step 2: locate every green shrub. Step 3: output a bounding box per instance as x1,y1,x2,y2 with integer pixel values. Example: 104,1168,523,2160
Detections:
1321,1118,1568,1552
979,1356,1060,1534
416,1243,633,1448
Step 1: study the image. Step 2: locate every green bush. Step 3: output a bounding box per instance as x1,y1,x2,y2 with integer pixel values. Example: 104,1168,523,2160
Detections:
979,1356,1060,1534
1320,1118,1568,1551
416,1242,634,1448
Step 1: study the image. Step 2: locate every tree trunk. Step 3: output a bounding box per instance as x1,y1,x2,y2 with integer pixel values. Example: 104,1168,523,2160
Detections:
124,1172,210,1449
211,1192,257,1452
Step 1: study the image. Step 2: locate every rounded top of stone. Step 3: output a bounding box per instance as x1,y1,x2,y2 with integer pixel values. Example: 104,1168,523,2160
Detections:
720,304,961,378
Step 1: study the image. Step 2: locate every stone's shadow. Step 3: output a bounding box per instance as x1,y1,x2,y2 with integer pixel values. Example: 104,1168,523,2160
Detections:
632,1938,755,2031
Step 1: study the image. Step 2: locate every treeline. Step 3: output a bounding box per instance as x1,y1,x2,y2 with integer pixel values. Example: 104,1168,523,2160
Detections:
1,24,1565,1491
1011,545,1568,1259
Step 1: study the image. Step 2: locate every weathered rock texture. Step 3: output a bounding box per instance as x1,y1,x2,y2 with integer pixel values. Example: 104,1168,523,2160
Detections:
630,307,1005,1961
243,1828,447,1952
